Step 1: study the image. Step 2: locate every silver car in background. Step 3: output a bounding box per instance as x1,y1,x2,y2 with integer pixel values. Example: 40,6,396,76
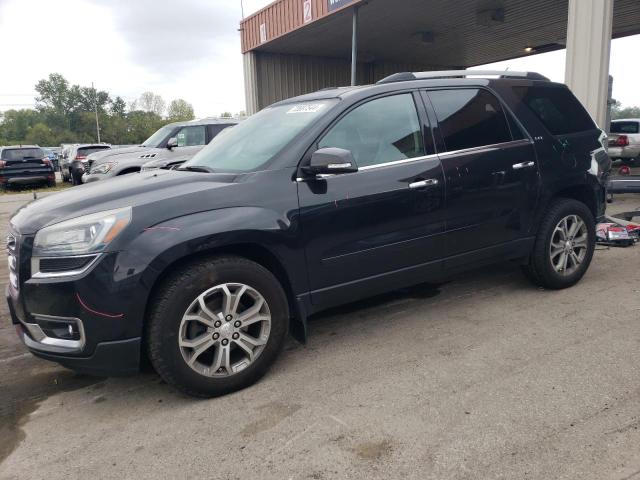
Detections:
82,118,239,183
608,118,640,164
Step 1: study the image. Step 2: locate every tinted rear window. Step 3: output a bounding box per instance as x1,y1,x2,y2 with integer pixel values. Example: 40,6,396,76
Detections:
1,148,44,161
77,146,110,157
429,88,512,152
512,85,596,136
611,121,639,134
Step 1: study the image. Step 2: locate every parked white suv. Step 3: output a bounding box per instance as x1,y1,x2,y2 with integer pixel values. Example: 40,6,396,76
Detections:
608,119,640,164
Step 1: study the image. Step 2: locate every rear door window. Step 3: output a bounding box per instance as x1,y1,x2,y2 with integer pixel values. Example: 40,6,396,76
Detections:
1,148,44,162
428,89,512,152
610,121,639,134
512,85,596,136
176,125,206,147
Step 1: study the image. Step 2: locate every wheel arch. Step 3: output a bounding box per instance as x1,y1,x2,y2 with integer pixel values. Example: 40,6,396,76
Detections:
552,183,598,218
142,242,305,354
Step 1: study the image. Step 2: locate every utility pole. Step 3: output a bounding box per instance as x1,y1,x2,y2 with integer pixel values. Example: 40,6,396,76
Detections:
92,82,101,143
240,0,244,19
351,6,359,86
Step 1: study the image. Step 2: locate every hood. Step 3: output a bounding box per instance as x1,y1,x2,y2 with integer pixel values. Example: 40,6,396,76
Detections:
88,146,164,164
141,156,190,170
10,170,241,235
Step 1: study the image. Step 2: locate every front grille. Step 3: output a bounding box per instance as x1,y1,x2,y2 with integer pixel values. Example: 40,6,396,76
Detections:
6,233,18,291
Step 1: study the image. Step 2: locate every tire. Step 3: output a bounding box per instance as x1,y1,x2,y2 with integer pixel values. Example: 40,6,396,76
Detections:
522,198,596,290
146,255,289,397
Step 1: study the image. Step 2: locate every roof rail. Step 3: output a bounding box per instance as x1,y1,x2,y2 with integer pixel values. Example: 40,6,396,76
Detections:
377,70,550,84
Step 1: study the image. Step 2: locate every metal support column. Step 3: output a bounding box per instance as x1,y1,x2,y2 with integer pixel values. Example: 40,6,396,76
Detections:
565,0,613,128
351,6,359,86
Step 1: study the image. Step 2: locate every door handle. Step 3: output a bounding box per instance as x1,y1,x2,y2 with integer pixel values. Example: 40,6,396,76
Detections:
512,161,535,170
409,179,439,189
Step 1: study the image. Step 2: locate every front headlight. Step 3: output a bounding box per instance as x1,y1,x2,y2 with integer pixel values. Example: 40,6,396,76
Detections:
33,207,132,256
91,162,117,174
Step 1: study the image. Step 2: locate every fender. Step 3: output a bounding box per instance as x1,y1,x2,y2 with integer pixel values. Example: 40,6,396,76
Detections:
111,206,309,340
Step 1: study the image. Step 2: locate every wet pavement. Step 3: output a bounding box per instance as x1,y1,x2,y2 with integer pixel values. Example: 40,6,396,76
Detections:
1,187,640,480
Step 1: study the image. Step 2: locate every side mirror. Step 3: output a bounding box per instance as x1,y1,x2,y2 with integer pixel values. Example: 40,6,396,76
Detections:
166,137,178,150
304,148,358,176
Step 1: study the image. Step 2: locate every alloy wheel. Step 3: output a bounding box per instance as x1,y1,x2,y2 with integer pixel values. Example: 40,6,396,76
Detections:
178,283,271,377
549,214,588,276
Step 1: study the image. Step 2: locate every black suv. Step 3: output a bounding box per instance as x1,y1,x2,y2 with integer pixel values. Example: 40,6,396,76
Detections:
6,71,610,397
0,146,56,190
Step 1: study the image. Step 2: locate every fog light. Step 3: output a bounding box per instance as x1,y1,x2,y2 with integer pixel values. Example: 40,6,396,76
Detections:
35,317,82,341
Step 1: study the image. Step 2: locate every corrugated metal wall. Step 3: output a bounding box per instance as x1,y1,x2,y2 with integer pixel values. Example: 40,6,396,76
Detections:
241,0,361,53
244,51,442,114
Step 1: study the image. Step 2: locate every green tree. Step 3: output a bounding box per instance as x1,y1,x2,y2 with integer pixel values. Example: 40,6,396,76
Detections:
612,106,640,120
220,112,233,118
0,109,44,143
25,123,56,146
167,99,195,122
110,96,127,117
34,73,71,115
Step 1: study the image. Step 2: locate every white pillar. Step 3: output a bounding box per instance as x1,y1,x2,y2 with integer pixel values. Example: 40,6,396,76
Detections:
243,52,259,116
564,0,613,128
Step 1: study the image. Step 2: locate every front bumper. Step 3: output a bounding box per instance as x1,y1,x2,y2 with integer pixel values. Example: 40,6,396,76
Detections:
5,242,147,376
14,321,140,376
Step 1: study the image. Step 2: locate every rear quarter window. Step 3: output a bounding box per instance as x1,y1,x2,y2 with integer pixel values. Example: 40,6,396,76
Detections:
512,85,596,136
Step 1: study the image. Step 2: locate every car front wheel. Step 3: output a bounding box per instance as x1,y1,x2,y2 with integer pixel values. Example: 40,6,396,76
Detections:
146,255,289,397
522,198,596,290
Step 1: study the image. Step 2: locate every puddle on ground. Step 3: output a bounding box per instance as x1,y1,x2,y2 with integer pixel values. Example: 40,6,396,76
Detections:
0,365,103,465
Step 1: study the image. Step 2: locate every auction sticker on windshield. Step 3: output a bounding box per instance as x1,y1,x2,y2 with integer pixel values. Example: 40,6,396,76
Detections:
287,104,326,114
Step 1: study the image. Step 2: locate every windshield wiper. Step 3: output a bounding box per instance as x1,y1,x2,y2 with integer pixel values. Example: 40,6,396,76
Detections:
178,165,215,173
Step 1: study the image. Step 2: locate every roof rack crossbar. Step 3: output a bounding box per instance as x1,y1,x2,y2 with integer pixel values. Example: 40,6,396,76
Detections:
377,70,550,84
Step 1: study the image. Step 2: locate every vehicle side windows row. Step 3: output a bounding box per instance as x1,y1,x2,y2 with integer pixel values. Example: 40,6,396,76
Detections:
318,93,427,168
428,88,514,152
317,89,524,168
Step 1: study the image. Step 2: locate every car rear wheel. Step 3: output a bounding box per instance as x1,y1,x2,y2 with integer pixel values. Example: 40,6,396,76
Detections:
146,255,289,397
522,198,596,290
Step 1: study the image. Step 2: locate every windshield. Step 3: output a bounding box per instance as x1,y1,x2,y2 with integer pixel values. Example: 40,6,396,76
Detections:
611,121,639,134
142,125,174,147
2,148,44,161
78,146,110,157
184,100,338,172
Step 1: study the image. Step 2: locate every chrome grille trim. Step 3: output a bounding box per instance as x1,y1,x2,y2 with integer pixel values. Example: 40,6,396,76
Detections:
31,254,102,279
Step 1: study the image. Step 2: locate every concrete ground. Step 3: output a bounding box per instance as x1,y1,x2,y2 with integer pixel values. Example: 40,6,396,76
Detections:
1,188,640,480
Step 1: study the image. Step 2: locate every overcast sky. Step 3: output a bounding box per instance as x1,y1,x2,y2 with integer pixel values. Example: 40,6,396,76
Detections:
1,0,638,117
